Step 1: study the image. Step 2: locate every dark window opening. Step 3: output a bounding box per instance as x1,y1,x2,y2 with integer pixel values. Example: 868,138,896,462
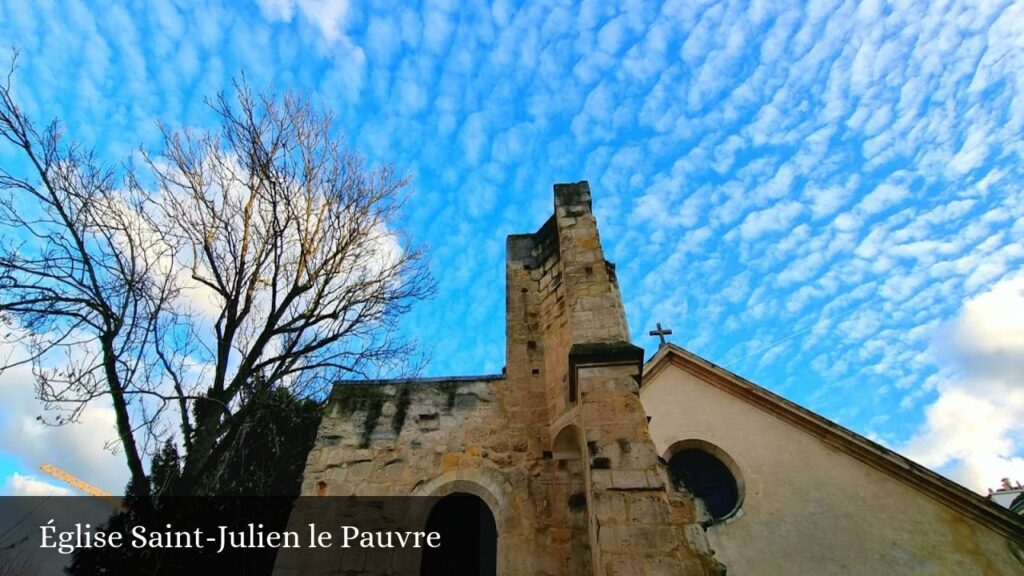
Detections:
668,448,740,521
420,493,497,576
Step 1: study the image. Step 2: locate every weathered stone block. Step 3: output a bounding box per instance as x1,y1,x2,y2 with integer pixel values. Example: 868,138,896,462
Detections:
440,452,460,471
645,470,665,489
684,523,712,555
592,469,613,491
603,554,644,576
630,495,671,525
611,470,649,490
595,491,629,519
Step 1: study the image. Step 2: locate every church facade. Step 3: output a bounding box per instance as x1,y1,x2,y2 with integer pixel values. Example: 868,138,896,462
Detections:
642,344,1024,574
277,182,1024,575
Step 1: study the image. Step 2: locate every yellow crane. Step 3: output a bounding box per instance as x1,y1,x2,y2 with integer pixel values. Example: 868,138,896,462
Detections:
39,464,123,510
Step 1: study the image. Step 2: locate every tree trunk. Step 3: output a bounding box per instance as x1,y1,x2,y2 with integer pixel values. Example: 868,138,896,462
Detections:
101,337,150,500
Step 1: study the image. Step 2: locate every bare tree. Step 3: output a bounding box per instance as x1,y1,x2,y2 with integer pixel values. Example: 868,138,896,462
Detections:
150,82,434,489
0,53,175,497
0,54,433,496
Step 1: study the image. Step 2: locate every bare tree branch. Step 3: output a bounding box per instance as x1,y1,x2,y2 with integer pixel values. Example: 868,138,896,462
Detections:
0,50,169,497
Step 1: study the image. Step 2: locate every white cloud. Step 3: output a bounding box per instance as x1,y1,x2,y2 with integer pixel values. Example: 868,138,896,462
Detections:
423,6,455,54
949,127,989,174
255,0,297,22
737,200,804,241
902,274,1024,492
950,273,1024,376
3,473,74,496
256,0,352,43
597,15,626,54
0,345,130,495
460,112,488,166
365,16,401,64
803,184,851,219
713,135,744,174
859,183,909,215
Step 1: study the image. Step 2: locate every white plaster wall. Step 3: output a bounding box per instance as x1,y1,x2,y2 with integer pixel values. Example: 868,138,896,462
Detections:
640,362,1024,575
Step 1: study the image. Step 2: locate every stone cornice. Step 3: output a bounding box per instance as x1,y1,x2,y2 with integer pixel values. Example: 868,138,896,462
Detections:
569,341,646,395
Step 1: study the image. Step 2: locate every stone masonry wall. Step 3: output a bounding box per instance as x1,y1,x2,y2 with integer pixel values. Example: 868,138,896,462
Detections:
285,369,597,575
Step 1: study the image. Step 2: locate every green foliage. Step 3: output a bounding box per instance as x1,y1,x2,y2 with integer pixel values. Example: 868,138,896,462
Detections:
198,386,323,496
68,386,323,576
149,441,181,500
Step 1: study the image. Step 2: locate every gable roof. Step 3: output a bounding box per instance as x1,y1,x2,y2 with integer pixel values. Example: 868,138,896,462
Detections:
642,343,1024,544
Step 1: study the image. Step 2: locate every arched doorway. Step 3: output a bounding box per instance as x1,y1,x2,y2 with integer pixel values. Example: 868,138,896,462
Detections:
420,493,497,576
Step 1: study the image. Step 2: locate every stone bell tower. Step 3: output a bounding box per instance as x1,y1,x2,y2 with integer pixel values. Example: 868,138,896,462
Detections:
507,181,721,575
283,180,721,576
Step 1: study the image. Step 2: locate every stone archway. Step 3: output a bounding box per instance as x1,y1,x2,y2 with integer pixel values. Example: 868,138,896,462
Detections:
406,469,513,575
420,492,497,576
409,468,512,526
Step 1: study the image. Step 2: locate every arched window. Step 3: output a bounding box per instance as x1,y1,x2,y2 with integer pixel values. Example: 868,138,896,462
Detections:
551,424,592,570
420,493,497,576
667,441,743,522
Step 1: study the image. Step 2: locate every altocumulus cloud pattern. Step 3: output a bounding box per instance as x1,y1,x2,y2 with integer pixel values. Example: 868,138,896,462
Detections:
0,0,1022,495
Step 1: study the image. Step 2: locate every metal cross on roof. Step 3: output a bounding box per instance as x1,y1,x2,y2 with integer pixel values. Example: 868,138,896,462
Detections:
649,323,673,346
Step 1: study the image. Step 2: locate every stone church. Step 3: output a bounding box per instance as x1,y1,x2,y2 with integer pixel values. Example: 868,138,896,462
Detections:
276,182,1024,575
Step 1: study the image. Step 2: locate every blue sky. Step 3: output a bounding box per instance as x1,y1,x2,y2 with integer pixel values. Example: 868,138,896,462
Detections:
0,0,1022,496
